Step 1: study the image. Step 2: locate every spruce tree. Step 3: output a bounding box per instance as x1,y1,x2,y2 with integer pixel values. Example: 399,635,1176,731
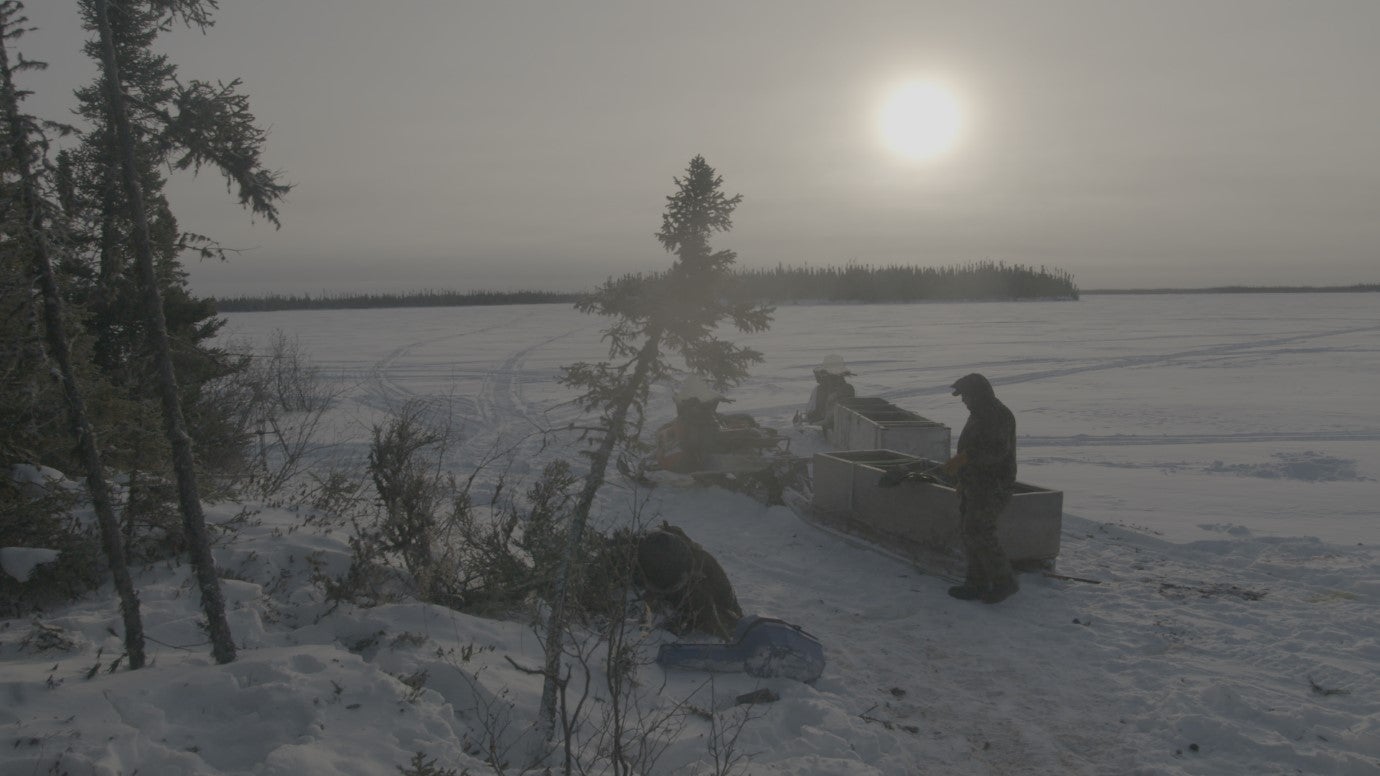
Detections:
62,0,287,483
83,0,288,664
0,0,146,667
539,155,772,738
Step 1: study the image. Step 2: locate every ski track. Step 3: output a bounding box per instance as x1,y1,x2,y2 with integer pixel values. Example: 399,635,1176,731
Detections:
353,314,594,484
739,323,1380,454
877,322,1380,403
358,309,537,417
470,329,577,465
1020,430,1380,448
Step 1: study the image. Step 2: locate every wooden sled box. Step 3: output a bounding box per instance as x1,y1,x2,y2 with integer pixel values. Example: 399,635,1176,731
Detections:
827,399,951,462
811,450,1063,569
823,398,892,445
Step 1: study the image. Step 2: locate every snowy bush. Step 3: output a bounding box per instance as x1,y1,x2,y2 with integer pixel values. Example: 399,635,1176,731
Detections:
318,409,636,622
0,466,100,615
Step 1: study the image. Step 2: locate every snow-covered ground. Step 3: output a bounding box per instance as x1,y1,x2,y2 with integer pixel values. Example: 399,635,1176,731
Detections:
3,293,1377,775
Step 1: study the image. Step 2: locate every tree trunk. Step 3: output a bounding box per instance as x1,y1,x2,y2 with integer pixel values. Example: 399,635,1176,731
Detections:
91,0,236,664
539,328,662,742
0,19,147,670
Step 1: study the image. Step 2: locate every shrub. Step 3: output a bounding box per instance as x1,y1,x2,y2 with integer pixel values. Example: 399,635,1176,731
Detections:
320,408,636,619
0,472,101,616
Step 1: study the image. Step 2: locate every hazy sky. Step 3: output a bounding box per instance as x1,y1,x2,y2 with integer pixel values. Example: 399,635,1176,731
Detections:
21,1,1380,295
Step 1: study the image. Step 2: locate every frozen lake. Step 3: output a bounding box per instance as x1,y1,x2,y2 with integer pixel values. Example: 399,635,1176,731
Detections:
223,292,1380,545
7,292,1376,776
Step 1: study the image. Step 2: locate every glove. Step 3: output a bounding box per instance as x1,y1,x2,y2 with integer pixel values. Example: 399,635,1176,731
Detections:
878,468,910,488
942,452,969,477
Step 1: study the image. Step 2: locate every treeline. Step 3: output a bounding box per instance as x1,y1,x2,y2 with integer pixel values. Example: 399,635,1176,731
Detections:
216,289,580,312
733,261,1079,302
217,261,1080,312
1085,283,1380,295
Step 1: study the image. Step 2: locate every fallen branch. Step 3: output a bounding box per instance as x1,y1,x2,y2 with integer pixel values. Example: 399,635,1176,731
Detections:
857,704,919,735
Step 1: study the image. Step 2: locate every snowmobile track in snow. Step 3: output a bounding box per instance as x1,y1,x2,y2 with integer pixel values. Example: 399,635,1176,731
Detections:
879,322,1380,402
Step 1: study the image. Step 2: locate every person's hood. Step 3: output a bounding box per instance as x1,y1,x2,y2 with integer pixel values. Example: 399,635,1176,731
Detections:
951,372,997,401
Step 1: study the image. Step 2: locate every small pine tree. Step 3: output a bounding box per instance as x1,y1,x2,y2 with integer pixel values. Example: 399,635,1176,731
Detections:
397,751,464,776
538,155,772,737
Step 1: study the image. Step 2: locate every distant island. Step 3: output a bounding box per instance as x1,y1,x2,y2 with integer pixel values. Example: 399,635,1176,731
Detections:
214,261,1080,312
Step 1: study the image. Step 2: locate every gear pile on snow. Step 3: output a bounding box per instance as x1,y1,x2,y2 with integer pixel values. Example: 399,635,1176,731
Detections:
629,377,808,505
656,614,826,684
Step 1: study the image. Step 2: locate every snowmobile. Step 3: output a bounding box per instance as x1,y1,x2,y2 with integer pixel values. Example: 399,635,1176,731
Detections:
621,390,809,506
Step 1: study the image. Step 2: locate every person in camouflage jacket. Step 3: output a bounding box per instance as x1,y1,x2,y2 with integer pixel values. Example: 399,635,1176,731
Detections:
943,373,1020,603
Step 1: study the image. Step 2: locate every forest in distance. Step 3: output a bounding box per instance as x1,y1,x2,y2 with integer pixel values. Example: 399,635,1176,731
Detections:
1085,282,1380,295
216,260,1079,311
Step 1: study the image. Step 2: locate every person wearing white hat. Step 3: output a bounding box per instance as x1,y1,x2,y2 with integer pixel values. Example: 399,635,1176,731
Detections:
803,355,856,428
669,375,728,471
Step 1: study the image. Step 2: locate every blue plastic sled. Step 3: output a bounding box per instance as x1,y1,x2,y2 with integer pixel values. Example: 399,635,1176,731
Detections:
656,615,825,683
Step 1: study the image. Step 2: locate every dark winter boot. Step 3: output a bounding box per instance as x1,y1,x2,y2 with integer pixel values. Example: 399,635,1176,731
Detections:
981,577,1019,604
947,583,987,601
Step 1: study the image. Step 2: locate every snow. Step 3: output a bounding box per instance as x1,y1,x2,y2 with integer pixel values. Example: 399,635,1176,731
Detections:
3,294,1377,775
8,463,78,498
0,548,62,582
4,466,72,580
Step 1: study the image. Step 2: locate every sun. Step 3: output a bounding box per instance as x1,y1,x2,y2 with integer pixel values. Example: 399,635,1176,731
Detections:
879,81,962,160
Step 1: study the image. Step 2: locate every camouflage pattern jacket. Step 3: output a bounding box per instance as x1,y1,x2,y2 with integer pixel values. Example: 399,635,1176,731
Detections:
955,391,1017,494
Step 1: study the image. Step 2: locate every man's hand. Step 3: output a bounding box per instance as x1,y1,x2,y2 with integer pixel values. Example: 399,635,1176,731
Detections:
942,452,969,477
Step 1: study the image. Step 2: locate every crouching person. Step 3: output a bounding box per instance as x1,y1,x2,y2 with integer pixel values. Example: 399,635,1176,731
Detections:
635,523,743,639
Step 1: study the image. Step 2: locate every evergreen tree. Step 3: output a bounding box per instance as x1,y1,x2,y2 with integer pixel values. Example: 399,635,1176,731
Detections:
83,0,289,664
539,155,772,737
61,0,287,482
0,0,145,666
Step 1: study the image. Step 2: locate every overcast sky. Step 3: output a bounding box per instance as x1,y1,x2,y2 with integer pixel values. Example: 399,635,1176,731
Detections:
21,1,1380,296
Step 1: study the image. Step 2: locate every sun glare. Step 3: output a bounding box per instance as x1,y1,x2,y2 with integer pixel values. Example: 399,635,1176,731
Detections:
879,81,962,160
